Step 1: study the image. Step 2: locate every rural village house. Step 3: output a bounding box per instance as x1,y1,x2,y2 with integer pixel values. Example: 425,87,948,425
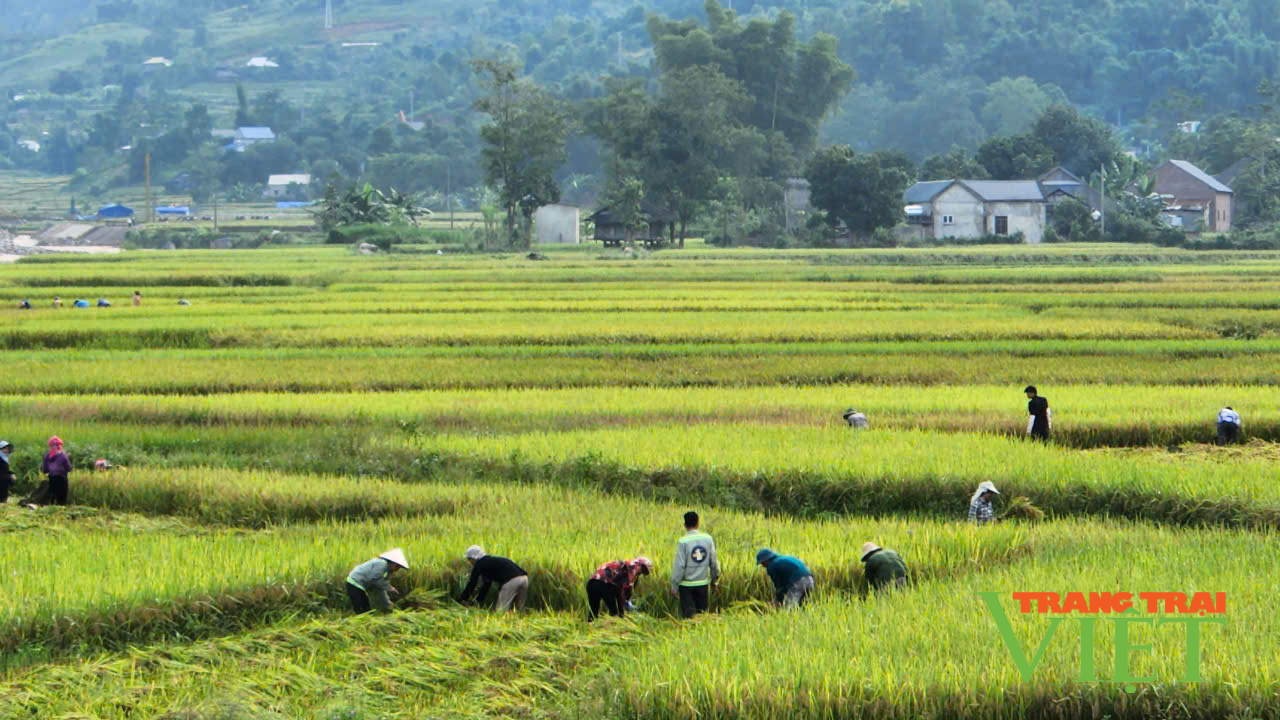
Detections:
231,126,275,152
263,174,312,199
587,204,676,247
903,179,1047,243
1151,159,1232,232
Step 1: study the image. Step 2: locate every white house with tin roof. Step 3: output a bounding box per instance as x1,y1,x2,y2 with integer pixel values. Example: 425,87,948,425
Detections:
903,179,1047,243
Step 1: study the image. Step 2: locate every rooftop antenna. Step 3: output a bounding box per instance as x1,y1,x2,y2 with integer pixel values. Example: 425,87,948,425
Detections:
324,0,333,30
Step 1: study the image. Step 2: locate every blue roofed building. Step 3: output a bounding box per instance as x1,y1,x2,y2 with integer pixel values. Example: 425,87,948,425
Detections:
232,126,275,152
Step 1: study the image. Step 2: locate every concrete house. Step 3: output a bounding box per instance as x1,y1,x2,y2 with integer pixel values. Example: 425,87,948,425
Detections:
903,180,1047,243
533,204,580,244
263,174,312,199
1151,160,1232,232
1038,167,1102,211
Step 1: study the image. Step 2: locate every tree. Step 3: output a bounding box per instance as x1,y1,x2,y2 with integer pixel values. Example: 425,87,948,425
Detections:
234,82,252,127
49,70,83,95
1031,105,1119,177
805,145,912,239
590,66,758,243
980,76,1066,136
44,127,78,174
920,148,989,180
472,59,571,247
976,134,1054,179
647,0,854,157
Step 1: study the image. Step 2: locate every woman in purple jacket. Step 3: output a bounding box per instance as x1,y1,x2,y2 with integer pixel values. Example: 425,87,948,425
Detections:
41,436,71,505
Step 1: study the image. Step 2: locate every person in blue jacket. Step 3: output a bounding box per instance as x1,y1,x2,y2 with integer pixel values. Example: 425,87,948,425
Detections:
756,548,814,608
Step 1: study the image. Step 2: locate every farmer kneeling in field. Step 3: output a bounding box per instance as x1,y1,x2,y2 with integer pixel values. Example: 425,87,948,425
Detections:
1216,406,1242,445
756,548,814,608
969,481,999,525
345,548,408,614
860,542,907,592
586,556,653,620
459,546,529,612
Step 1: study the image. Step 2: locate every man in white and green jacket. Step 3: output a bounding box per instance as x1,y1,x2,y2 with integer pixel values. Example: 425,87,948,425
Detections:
346,548,408,614
670,511,719,618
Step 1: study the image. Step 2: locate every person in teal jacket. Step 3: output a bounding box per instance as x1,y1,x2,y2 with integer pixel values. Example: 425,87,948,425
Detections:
756,548,814,607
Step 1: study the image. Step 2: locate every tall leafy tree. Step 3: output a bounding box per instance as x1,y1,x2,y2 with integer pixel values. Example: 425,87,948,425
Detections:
805,145,911,239
1032,105,1119,177
472,59,572,247
647,0,854,157
976,134,1054,180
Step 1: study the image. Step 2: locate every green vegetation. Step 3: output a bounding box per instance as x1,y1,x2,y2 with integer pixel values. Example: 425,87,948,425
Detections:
0,245,1272,717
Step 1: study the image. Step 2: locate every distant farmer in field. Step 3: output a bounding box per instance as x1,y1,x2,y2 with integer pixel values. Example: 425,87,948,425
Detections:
27,435,72,507
18,299,30,310
860,542,908,592
1216,406,1242,446
671,511,719,618
73,299,89,308
96,298,111,308
345,548,408,614
755,548,814,608
842,408,869,429
969,481,999,525
586,556,653,620
52,297,62,308
459,546,529,612
177,298,191,306
94,458,113,471
0,441,14,504
132,291,141,307
1024,386,1050,440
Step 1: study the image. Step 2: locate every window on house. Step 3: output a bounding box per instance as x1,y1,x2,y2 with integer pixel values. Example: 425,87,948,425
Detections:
942,215,953,224
994,216,1009,235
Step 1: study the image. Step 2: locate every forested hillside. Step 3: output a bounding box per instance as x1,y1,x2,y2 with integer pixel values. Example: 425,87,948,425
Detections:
2,0,1278,223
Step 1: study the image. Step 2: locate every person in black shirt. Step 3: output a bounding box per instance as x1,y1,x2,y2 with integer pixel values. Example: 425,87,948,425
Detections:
1025,385,1050,440
0,441,14,503
458,545,529,612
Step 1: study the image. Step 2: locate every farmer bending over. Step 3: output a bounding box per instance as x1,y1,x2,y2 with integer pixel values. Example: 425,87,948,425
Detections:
860,542,907,592
586,557,653,620
756,548,814,608
459,546,529,612
346,548,408,613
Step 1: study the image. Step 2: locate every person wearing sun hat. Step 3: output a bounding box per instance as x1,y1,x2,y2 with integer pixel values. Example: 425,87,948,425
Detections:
756,548,815,608
860,542,908,592
969,480,1000,525
346,548,409,614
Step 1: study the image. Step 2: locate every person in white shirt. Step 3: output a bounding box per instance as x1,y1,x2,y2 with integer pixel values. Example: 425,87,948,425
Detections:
1216,407,1242,446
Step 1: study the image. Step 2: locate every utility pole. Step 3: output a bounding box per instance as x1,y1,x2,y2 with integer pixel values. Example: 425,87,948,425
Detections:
324,0,333,29
144,152,152,224
1100,164,1106,238
616,33,622,67
213,193,218,230
447,163,454,230
409,89,414,122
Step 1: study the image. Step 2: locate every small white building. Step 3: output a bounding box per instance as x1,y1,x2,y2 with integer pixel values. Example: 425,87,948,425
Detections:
245,57,280,68
142,56,173,69
903,180,1047,243
232,126,275,151
534,204,580,244
264,174,312,198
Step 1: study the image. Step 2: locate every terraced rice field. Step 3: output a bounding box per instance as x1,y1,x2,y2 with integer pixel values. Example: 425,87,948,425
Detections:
0,241,1276,718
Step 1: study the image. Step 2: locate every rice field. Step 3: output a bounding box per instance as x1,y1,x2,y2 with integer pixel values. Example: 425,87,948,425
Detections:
0,243,1277,718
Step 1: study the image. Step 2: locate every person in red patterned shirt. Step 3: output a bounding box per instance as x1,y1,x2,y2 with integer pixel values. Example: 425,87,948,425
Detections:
586,557,653,620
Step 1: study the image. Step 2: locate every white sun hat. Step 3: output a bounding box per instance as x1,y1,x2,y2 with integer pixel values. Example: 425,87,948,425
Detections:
860,542,881,561
978,481,1000,495
379,548,409,569
464,545,486,561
